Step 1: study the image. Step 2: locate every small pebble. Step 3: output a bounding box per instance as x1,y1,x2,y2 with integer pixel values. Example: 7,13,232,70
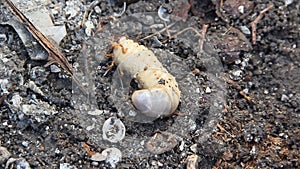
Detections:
195,88,200,93
55,148,60,154
146,132,180,154
0,34,7,44
102,148,122,168
190,144,198,153
87,109,104,116
2,121,8,126
85,20,95,36
179,141,185,151
94,6,102,14
5,158,31,169
157,161,163,167
22,141,29,147
250,145,257,155
285,0,293,6
263,89,269,94
279,133,288,139
102,117,126,143
281,94,289,102
232,70,243,77
0,146,11,164
186,154,199,169
50,65,61,73
151,160,157,166
0,79,9,94
238,5,244,14
86,124,95,131
91,161,99,166
11,94,23,108
235,59,242,64
90,152,106,162
26,81,45,96
240,25,251,35
205,87,211,94
243,88,249,94
59,163,78,169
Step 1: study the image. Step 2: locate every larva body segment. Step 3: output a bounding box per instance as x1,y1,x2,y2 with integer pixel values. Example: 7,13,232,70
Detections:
112,37,181,118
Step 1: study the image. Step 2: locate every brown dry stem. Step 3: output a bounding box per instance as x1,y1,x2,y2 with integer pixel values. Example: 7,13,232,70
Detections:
172,24,209,51
81,142,97,157
225,77,254,104
250,4,274,45
5,0,87,95
140,22,177,41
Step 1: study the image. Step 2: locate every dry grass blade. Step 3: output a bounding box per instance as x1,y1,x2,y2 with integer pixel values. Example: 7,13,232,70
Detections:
5,0,73,74
5,0,87,95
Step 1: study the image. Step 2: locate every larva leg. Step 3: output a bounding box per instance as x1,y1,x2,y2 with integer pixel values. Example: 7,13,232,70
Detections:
103,40,126,69
105,53,113,57
103,60,115,69
103,50,115,69
112,43,127,54
105,37,128,58
172,111,183,116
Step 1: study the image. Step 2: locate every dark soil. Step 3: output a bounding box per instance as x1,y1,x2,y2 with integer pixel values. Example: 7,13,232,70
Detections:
0,0,299,168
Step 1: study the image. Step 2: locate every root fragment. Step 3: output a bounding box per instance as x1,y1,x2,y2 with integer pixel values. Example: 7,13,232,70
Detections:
250,4,274,45
225,77,254,104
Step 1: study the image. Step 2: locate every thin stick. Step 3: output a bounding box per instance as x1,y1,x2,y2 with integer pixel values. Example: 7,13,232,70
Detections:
164,21,172,40
225,77,253,104
81,0,100,27
5,0,73,74
250,3,274,45
172,27,201,38
5,0,87,95
199,24,208,51
172,24,208,51
140,22,177,41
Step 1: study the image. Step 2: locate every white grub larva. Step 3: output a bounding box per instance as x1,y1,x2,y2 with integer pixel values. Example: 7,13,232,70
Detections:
112,37,181,118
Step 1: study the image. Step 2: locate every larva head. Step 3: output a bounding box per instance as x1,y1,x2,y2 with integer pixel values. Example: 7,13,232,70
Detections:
113,36,148,65
131,88,173,118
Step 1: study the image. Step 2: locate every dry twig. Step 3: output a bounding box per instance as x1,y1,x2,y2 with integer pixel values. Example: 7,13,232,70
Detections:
140,22,177,41
5,0,73,74
5,0,87,94
199,24,208,51
225,77,253,104
81,0,100,27
172,24,209,51
81,142,97,156
250,4,274,45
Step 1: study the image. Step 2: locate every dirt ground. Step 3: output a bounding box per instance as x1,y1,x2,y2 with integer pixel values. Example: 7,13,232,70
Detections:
0,0,299,168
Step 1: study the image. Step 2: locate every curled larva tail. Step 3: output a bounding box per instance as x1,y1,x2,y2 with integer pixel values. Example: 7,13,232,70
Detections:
135,69,181,116
112,37,181,120
131,88,173,118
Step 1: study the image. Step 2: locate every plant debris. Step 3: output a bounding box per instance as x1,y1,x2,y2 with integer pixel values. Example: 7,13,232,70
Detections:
146,131,181,154
0,0,299,168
